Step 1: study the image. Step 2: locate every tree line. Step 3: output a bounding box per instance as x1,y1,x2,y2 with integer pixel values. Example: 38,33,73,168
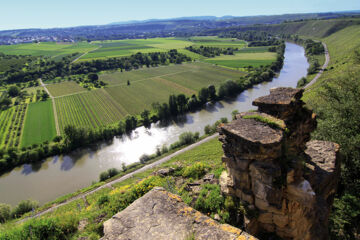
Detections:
1,50,191,84
185,45,237,57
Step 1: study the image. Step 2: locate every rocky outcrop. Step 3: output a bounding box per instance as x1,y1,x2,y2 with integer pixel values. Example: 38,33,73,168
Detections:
218,87,340,240
101,187,257,240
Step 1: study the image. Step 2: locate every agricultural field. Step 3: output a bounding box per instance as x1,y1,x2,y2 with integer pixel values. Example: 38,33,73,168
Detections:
55,89,128,133
204,51,277,69
187,36,247,49
79,38,193,61
52,62,245,131
21,100,56,147
47,81,87,97
0,42,97,58
0,104,27,149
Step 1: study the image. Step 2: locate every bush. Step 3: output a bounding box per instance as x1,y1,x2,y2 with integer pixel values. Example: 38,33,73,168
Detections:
0,203,11,223
0,215,78,239
12,199,39,218
97,195,109,206
195,184,224,213
99,168,120,182
182,162,207,179
99,171,109,182
139,154,150,164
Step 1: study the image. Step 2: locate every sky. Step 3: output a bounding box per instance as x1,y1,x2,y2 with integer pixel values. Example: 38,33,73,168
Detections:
1,0,360,30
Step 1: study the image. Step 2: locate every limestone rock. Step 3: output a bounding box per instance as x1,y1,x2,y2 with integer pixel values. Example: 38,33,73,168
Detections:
218,87,340,240
252,87,304,120
101,187,257,240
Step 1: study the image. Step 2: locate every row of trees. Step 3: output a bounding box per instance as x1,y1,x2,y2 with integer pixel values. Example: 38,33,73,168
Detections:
185,46,236,57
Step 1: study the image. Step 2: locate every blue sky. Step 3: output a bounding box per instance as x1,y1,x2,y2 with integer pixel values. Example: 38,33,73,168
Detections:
1,0,359,30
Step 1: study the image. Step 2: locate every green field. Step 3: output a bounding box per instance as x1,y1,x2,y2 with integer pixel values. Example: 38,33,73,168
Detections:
47,81,87,97
21,101,56,147
52,62,245,131
0,42,97,58
204,52,277,68
55,89,128,133
80,38,193,61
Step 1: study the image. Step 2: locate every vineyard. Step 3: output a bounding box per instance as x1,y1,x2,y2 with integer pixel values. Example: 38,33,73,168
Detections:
55,89,127,133
0,104,27,149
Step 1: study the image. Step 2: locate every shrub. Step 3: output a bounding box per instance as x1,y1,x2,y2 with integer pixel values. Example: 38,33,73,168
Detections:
139,154,150,164
195,184,224,213
99,171,109,182
0,203,11,223
12,199,39,218
182,162,207,179
97,195,110,206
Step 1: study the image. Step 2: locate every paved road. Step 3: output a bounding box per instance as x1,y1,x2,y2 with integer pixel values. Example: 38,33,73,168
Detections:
18,133,219,223
304,42,330,89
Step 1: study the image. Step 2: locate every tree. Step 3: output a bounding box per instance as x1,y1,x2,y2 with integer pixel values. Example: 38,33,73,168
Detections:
208,85,217,102
8,86,20,97
41,91,49,101
141,110,151,128
88,73,99,82
198,87,209,104
168,95,178,116
177,94,187,113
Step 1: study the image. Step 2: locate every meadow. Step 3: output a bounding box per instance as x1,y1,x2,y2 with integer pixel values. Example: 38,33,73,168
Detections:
21,100,56,147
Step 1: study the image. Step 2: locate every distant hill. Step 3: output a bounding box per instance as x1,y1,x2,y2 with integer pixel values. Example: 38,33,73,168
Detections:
0,11,359,44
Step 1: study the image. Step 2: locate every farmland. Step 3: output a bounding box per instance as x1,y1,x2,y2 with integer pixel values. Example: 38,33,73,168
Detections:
79,38,193,61
0,42,97,58
55,89,128,133
21,101,56,147
0,104,27,149
52,62,245,131
205,51,277,69
47,81,87,97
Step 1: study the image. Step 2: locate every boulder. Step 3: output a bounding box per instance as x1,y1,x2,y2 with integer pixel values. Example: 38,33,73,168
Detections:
101,187,257,240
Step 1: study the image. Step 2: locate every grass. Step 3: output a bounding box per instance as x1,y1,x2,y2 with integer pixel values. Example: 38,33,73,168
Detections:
303,24,360,103
47,81,86,97
1,137,224,239
0,42,97,58
21,100,56,147
204,52,277,69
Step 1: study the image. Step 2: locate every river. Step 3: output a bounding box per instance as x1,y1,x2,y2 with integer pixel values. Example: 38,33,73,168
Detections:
0,42,309,206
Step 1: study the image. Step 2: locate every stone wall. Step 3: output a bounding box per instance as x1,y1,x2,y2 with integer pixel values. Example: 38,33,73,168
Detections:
218,87,340,240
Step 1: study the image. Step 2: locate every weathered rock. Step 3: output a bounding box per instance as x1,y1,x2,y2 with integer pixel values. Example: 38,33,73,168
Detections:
304,140,340,200
252,87,304,121
218,87,340,240
155,167,175,177
101,187,257,240
219,117,284,161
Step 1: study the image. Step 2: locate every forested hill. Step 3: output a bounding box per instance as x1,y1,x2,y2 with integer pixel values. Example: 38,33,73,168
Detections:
0,11,359,43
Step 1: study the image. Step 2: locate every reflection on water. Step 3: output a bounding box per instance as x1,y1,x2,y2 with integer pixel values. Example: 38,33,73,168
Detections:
0,43,309,206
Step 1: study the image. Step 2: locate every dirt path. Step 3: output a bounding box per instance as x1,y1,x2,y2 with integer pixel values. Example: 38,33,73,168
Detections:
71,45,102,64
17,134,219,223
39,78,60,135
304,42,330,89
